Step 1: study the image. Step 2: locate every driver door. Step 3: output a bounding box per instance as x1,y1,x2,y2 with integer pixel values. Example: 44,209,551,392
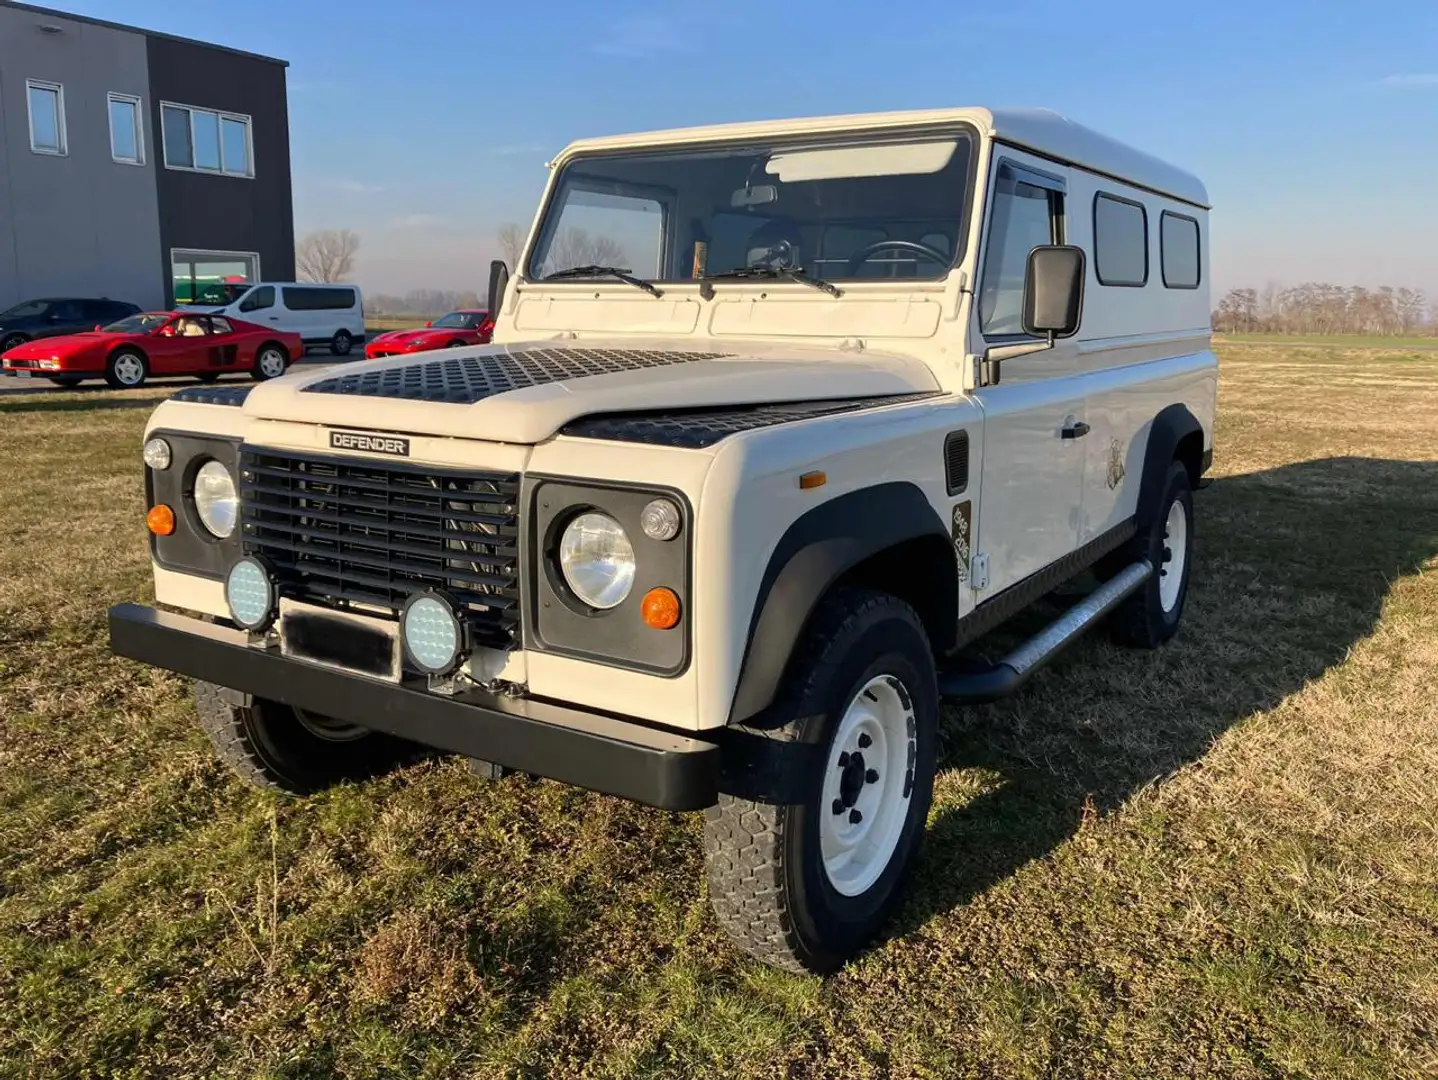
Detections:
203,316,240,372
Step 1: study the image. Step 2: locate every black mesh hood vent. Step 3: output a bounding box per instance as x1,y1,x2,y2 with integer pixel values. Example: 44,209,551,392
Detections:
301,346,735,405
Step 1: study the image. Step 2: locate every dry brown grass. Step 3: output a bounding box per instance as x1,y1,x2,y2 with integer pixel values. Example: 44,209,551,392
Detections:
2,346,1436,1078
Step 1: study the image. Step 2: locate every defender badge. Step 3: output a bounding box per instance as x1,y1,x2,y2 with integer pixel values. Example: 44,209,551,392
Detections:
330,430,410,457
1106,438,1126,490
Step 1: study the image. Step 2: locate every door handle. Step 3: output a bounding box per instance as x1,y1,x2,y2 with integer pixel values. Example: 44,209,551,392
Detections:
1062,421,1091,440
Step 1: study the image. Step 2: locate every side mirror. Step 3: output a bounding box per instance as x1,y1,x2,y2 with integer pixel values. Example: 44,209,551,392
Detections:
94,324,103,332
424,320,432,327
1021,245,1085,340
487,260,510,321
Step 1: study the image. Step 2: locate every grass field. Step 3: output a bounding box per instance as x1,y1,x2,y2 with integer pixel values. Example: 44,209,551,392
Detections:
1216,332,1438,349
2,344,1436,1078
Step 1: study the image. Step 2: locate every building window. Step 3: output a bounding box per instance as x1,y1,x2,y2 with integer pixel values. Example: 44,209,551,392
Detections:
26,80,66,155
108,93,143,165
1093,193,1148,287
161,103,252,177
171,249,260,305
1160,211,1201,289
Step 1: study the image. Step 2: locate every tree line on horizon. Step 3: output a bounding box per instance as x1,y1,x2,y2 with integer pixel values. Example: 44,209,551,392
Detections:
1213,283,1434,336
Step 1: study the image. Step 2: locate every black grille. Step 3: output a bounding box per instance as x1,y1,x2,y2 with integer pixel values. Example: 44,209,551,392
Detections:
944,430,970,495
562,394,941,449
240,449,521,648
301,346,733,405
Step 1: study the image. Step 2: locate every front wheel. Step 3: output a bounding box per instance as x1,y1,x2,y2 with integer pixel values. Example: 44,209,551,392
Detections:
703,589,938,974
329,330,353,356
1108,460,1193,648
104,348,148,389
194,681,419,795
0,333,27,355
252,343,289,381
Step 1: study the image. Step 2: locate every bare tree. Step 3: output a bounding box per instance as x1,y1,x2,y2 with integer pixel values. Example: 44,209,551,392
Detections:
1214,282,1433,337
540,228,627,276
296,229,360,282
497,223,526,268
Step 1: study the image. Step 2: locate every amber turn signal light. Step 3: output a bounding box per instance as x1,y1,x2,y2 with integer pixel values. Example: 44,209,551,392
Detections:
146,504,176,536
641,587,681,630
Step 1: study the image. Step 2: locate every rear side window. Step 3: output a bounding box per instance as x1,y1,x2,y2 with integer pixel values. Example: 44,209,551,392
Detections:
282,286,355,311
1093,193,1148,287
239,285,275,312
1160,211,1201,289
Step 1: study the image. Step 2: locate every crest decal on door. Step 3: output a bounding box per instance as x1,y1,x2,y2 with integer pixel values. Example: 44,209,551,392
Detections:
1106,438,1127,490
951,500,972,583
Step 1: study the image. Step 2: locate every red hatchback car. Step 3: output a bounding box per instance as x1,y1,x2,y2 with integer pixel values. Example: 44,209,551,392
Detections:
1,311,304,389
365,309,493,359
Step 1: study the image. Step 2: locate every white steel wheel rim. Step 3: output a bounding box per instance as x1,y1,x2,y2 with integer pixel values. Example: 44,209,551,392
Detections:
820,674,916,897
1159,498,1188,612
258,348,286,377
113,354,144,385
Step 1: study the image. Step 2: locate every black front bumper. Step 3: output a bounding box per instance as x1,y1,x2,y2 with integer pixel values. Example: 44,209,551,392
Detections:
108,604,721,810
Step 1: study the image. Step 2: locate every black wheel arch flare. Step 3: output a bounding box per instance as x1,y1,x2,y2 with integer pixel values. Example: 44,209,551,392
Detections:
728,481,956,724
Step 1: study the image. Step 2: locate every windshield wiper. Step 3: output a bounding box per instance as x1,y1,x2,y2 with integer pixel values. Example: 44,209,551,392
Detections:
543,265,663,298
701,265,842,298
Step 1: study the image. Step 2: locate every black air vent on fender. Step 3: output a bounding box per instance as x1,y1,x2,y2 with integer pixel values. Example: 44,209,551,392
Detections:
945,430,969,495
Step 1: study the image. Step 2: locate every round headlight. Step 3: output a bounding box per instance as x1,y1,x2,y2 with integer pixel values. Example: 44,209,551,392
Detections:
194,460,238,538
143,437,172,471
558,512,636,609
225,557,274,630
401,594,463,674
640,498,682,541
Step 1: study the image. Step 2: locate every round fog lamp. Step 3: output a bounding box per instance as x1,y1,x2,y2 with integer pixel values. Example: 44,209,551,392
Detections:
401,594,463,674
226,557,275,630
640,498,681,541
143,438,172,471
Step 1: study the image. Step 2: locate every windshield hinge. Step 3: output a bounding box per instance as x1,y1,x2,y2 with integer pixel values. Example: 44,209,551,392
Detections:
838,337,867,353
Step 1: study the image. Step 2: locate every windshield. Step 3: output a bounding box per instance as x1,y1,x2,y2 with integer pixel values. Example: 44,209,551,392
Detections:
0,300,49,321
431,312,478,329
527,131,973,285
104,313,171,334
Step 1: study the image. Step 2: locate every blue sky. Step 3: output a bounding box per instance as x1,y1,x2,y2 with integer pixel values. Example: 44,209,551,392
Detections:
61,0,1438,299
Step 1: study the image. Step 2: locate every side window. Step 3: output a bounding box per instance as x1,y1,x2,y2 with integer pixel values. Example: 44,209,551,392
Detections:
239,286,275,312
533,189,664,279
979,164,1062,336
208,317,234,334
1160,211,1201,289
53,300,85,322
282,287,355,311
1093,193,1148,287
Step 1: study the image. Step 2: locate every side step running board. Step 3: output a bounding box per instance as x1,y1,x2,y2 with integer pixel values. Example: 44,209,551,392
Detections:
937,560,1153,704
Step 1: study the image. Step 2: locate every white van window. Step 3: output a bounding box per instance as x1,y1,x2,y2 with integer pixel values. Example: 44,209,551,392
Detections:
282,287,356,311
1094,193,1148,287
238,286,275,312
1160,211,1201,289
979,171,1060,336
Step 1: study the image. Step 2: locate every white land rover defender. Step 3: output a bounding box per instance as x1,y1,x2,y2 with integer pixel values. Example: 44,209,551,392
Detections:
110,107,1215,973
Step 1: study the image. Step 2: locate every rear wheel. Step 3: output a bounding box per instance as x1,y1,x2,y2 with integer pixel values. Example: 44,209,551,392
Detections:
194,681,419,795
1108,460,1193,648
703,589,938,974
329,330,353,356
252,343,289,381
104,348,148,389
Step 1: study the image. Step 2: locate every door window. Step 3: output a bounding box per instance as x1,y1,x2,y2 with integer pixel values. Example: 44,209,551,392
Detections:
979,163,1063,336
208,317,234,334
238,286,275,312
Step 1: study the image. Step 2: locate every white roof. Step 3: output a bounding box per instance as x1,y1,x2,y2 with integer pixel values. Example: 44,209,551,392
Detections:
557,107,1209,208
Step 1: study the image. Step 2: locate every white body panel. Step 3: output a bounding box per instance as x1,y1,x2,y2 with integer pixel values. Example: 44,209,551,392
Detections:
197,282,365,345
140,105,1217,734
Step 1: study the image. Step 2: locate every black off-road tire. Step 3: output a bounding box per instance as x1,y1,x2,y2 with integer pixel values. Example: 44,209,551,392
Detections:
194,680,419,795
1108,460,1193,648
702,588,939,974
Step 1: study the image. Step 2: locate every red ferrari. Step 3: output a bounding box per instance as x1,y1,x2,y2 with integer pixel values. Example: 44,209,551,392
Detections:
365,309,493,359
1,311,304,389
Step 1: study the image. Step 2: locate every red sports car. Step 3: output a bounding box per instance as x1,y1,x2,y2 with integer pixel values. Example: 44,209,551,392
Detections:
365,309,493,359
1,311,304,389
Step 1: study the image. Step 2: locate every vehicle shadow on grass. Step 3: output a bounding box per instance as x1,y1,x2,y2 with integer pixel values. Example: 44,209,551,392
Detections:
895,455,1438,937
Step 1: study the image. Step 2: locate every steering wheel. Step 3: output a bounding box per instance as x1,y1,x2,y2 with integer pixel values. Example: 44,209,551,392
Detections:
848,239,949,273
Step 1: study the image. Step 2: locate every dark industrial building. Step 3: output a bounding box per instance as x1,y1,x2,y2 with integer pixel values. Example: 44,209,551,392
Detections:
0,1,294,310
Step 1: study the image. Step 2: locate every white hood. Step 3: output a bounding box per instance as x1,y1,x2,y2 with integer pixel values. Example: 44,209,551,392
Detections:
242,338,941,445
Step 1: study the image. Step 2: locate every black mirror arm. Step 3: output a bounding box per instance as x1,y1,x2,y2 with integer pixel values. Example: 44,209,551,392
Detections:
979,333,1056,386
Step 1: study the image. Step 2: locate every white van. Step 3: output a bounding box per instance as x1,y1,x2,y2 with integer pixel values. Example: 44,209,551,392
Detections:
196,283,365,356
